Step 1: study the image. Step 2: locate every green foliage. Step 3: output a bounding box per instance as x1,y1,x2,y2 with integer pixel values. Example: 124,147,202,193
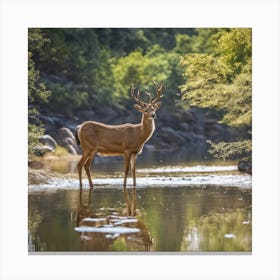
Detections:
36,29,116,113
113,47,170,97
180,28,252,159
213,28,252,75
191,28,224,53
207,140,252,160
180,28,252,127
180,53,231,107
28,122,45,156
45,81,89,116
113,45,183,107
174,33,193,55
28,29,51,157
28,29,51,105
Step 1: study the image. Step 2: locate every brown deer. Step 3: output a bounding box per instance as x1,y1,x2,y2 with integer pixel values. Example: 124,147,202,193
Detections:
75,81,163,194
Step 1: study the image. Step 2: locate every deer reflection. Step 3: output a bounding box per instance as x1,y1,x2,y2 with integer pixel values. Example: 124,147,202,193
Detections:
76,188,153,251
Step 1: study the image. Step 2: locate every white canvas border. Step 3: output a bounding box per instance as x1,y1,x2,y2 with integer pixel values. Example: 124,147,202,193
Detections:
0,0,279,279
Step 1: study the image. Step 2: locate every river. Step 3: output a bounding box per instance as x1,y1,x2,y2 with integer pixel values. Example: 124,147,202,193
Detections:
28,156,252,253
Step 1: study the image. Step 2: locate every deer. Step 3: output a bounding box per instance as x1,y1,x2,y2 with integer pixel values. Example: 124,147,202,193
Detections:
75,81,163,211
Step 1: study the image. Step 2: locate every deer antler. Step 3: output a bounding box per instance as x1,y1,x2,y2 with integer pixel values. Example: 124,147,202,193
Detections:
132,82,163,105
152,80,163,104
131,84,146,106
145,91,152,103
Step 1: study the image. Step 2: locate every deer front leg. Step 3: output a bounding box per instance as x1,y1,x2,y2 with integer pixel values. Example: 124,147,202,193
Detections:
123,153,131,215
130,153,137,187
130,153,137,215
124,152,131,189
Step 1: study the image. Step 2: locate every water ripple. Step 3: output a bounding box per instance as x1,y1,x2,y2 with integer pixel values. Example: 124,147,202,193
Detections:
28,172,251,192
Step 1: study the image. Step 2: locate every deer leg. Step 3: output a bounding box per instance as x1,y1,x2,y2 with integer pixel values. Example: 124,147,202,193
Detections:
130,153,137,187
124,153,131,189
123,153,131,216
131,184,137,216
123,188,131,216
77,152,90,188
130,153,137,215
84,151,96,188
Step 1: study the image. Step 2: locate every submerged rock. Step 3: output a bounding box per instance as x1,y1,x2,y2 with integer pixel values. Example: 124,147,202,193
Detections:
238,160,252,175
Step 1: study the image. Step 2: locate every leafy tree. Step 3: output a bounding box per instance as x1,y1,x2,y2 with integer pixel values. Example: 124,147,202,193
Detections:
28,28,51,156
212,28,252,75
36,29,116,115
180,28,252,160
174,33,193,55
191,28,228,53
112,45,183,107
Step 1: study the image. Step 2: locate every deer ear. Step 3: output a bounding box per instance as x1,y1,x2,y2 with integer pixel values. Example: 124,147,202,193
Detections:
134,104,143,112
155,101,162,109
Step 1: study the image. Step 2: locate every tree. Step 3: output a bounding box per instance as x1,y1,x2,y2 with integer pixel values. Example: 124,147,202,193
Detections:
112,45,183,107
180,28,252,160
28,28,51,156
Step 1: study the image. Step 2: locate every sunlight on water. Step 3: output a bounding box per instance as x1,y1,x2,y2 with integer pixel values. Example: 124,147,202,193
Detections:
28,174,251,192
74,226,140,234
138,165,238,173
28,164,251,191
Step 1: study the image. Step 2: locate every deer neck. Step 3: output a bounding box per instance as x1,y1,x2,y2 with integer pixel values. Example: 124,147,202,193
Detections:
140,114,155,142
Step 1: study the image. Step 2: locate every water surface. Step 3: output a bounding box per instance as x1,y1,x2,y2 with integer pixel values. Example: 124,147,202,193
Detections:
28,160,252,253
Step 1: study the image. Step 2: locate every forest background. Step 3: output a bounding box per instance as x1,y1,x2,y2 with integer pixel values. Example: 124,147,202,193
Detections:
28,28,252,164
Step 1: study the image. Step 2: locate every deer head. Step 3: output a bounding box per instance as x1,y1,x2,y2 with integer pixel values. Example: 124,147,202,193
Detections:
131,80,163,120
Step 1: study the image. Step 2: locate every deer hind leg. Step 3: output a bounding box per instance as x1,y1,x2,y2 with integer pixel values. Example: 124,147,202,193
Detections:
77,152,90,188
84,151,96,189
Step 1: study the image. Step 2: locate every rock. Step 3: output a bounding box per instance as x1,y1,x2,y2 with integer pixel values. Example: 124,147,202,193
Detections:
204,118,218,125
205,124,225,141
160,127,186,146
65,137,75,146
33,145,53,156
52,127,79,154
238,160,252,175
55,128,75,145
179,123,191,132
55,127,75,143
181,111,194,123
38,135,57,149
67,144,77,155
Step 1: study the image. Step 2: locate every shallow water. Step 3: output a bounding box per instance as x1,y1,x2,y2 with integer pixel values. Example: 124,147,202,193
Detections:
28,159,252,253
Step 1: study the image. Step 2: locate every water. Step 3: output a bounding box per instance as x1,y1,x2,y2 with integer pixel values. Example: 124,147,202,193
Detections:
28,158,252,253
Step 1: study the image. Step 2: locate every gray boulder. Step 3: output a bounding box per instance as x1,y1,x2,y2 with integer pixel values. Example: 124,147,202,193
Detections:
33,145,53,156
38,135,57,149
53,127,78,154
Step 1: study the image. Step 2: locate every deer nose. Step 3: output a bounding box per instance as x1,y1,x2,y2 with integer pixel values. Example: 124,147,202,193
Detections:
152,112,156,119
